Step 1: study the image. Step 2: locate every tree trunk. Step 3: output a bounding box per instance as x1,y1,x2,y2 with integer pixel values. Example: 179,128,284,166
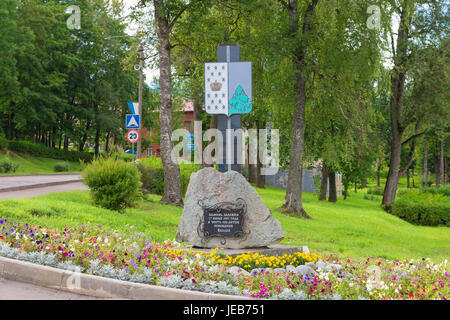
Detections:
423,138,428,187
105,131,111,153
441,140,445,186
362,176,367,189
328,170,337,202
435,155,440,188
318,162,328,200
282,0,318,219
94,128,100,157
381,0,413,211
79,120,91,152
406,169,410,188
63,136,69,151
256,158,265,188
248,163,256,183
154,0,183,206
445,156,449,185
7,111,14,140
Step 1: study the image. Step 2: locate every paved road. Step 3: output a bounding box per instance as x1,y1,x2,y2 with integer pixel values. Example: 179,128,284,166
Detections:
0,174,87,199
0,174,82,191
0,278,119,300
0,181,88,199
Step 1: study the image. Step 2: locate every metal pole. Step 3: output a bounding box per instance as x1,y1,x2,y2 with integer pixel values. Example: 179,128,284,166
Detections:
132,142,134,162
137,44,144,160
227,116,231,172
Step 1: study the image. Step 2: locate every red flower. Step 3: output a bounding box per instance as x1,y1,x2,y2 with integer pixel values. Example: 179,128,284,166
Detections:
409,293,414,299
0,235,3,240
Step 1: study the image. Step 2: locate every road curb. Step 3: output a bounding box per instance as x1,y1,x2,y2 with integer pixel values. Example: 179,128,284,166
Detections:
0,256,251,300
0,179,83,193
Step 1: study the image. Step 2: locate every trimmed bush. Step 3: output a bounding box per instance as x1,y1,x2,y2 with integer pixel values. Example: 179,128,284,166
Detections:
137,157,201,197
8,140,93,163
82,158,142,211
53,162,69,172
0,159,19,173
391,191,449,226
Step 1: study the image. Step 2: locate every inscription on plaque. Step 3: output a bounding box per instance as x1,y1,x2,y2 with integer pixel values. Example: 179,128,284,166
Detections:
204,208,244,238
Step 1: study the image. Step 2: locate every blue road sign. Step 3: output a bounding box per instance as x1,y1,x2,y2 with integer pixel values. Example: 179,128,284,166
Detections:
186,133,194,151
127,102,138,114
126,114,140,129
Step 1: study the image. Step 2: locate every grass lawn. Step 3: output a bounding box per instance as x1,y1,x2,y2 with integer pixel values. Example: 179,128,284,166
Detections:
0,185,448,262
0,151,85,174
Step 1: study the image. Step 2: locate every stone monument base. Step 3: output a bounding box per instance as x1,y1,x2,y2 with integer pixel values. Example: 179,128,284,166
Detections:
180,244,309,258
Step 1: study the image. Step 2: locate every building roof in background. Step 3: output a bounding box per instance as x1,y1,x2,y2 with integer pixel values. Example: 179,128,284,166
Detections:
151,100,194,113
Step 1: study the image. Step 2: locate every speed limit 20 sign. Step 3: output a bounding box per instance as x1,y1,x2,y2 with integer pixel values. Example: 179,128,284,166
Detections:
126,129,140,144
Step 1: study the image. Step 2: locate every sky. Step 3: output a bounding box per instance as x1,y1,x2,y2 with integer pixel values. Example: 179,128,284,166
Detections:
122,0,159,86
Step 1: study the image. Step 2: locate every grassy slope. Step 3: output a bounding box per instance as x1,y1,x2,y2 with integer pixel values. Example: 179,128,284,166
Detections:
0,151,84,174
0,186,448,262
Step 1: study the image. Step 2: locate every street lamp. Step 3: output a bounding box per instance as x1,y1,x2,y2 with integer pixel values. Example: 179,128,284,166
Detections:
105,35,144,160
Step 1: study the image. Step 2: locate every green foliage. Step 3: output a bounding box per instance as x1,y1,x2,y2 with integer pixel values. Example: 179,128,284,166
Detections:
391,191,450,227
363,194,379,201
137,157,201,197
82,158,142,211
53,162,69,172
421,185,450,196
0,136,8,150
8,141,93,163
0,159,19,173
367,187,384,196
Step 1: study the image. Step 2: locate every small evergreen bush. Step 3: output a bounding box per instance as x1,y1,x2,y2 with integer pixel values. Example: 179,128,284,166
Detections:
137,157,201,197
0,159,19,173
53,162,69,172
82,158,142,211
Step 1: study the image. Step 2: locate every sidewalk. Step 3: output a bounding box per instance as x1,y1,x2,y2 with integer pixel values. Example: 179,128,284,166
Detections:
0,174,87,199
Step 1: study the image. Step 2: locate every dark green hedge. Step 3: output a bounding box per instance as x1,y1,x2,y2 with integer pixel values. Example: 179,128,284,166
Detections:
391,191,450,226
8,140,94,163
136,157,201,197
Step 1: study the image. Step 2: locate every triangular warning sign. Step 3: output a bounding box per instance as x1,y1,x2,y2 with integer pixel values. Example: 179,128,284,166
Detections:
127,116,138,128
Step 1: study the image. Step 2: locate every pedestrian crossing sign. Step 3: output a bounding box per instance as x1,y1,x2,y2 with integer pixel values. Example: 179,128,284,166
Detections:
126,114,140,129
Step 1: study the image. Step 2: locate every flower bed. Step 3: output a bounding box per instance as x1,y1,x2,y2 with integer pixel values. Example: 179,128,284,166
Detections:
0,218,448,300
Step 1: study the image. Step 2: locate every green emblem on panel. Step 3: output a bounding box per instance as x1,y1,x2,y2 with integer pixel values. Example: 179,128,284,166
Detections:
228,85,252,116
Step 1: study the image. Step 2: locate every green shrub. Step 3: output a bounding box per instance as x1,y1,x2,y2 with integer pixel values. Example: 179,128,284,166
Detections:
137,157,201,197
53,162,69,172
82,158,142,211
7,140,93,163
391,191,450,226
363,194,379,201
0,159,19,173
0,135,8,150
367,187,384,196
421,185,450,196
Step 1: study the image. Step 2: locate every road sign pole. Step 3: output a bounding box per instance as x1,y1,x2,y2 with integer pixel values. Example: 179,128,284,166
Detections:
137,44,143,160
218,44,241,173
227,115,231,172
132,142,134,162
